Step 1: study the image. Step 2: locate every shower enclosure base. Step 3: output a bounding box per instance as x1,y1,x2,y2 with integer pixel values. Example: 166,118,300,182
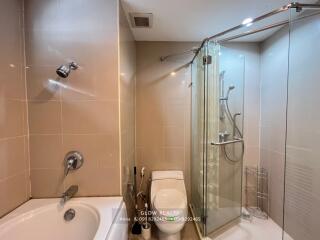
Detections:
213,217,294,240
189,204,240,240
190,204,293,240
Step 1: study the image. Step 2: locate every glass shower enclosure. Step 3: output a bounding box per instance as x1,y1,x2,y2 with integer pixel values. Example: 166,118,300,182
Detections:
190,3,320,239
190,40,245,236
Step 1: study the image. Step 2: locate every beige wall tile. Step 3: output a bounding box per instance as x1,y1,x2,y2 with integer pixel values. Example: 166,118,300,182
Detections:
62,134,119,169
0,173,28,217
0,137,26,179
0,99,25,138
0,0,29,217
26,66,61,101
65,167,120,196
29,135,63,169
163,147,185,170
30,169,64,198
260,27,289,226
26,0,121,199
136,42,194,195
24,30,64,67
28,101,62,134
0,65,26,100
163,125,185,147
62,100,118,135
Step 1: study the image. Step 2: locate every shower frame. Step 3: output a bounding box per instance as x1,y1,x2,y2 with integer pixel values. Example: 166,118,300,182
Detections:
160,3,320,63
190,2,320,64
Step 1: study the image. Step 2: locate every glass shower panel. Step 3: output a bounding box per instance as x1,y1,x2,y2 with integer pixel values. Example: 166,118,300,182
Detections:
206,42,245,235
284,8,320,240
191,46,207,235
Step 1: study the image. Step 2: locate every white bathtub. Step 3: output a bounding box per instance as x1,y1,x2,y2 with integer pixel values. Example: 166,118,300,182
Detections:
0,197,128,240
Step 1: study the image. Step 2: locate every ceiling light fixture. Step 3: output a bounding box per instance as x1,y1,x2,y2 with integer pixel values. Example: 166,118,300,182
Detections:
242,18,253,27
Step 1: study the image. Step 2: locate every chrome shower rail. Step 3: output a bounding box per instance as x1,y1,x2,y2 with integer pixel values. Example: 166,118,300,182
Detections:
160,48,197,62
219,10,320,43
190,2,320,64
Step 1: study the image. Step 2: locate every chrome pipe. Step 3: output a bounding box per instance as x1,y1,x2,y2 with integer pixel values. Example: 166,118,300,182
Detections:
190,2,320,64
160,48,198,62
219,11,320,43
207,3,291,42
218,20,289,43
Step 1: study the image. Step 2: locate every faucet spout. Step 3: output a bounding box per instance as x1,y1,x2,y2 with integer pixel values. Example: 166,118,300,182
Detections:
62,185,78,203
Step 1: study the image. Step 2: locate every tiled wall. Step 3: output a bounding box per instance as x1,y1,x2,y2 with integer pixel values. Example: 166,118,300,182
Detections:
260,27,289,228
25,0,121,198
119,3,136,219
136,42,196,198
0,0,30,217
222,43,261,166
223,43,261,210
284,13,320,240
135,42,261,203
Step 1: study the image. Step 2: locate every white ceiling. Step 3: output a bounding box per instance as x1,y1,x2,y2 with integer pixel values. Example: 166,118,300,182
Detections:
121,0,317,42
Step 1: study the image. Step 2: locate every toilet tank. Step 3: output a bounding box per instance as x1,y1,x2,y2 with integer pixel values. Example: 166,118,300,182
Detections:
150,171,186,204
152,171,184,180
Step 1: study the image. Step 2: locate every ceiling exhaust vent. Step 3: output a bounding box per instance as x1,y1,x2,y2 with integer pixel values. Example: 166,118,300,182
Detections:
129,13,153,28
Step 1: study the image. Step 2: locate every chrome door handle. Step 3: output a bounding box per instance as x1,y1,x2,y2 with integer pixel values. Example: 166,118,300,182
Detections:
211,138,243,146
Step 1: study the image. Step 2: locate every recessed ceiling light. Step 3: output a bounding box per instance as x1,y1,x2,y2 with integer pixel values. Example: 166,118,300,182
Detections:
242,18,253,27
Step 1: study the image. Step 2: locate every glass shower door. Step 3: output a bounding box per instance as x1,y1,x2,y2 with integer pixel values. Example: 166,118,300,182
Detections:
190,46,207,235
206,42,245,235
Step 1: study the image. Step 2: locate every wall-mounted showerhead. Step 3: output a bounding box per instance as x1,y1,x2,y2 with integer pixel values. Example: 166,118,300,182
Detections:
56,62,79,78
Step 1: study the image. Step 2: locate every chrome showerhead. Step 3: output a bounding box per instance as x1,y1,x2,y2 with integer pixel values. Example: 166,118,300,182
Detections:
220,85,235,101
226,85,235,100
220,70,226,77
228,85,235,91
56,62,78,78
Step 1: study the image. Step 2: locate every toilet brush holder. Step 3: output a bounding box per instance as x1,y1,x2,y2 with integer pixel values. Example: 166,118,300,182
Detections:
141,223,151,240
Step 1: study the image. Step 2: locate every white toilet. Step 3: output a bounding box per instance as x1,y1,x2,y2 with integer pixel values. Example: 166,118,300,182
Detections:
150,171,188,240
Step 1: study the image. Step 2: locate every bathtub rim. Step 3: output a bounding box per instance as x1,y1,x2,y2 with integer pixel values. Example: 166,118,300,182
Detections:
0,197,124,240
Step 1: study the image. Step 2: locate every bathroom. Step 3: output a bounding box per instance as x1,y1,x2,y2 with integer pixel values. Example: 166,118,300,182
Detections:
0,0,319,239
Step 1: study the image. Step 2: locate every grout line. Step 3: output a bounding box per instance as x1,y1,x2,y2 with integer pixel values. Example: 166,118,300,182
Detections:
117,0,122,196
0,170,29,183
0,135,28,141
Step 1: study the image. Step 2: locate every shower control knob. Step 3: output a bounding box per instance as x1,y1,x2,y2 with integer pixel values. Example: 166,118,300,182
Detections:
64,151,84,176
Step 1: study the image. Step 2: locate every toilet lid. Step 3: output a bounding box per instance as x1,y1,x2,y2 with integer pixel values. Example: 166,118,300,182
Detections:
154,189,186,217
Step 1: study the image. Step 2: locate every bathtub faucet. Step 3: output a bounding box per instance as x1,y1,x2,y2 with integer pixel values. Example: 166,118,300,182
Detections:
62,185,78,203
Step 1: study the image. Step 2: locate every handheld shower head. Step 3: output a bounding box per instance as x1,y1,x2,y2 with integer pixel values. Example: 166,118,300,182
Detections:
220,70,226,78
225,85,235,100
220,85,236,101
56,62,78,78
228,85,235,91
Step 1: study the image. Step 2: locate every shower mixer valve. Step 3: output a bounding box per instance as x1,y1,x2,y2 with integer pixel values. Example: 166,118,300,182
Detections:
64,151,84,176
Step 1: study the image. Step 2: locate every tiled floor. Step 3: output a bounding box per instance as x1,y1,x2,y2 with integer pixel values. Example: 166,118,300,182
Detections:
210,217,293,240
129,221,199,240
130,217,294,240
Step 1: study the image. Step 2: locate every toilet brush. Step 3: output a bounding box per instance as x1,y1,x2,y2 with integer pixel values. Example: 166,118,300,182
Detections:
132,204,142,234
141,203,151,240
131,167,141,235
